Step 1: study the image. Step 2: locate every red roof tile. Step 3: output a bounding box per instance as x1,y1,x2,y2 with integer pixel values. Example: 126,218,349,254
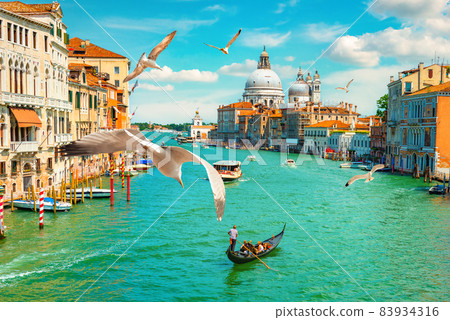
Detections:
68,37,127,59
0,1,60,13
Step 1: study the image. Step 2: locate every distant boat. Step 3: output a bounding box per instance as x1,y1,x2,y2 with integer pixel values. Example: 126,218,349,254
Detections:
192,143,199,148
285,159,296,166
340,161,365,169
247,155,256,162
13,197,71,212
132,163,152,171
202,145,209,149
213,160,242,181
429,185,447,195
66,187,117,199
113,167,139,176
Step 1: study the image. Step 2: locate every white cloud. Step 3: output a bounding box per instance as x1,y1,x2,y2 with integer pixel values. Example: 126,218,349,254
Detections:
139,83,174,91
272,64,297,79
327,27,450,67
275,0,299,14
103,17,217,34
241,30,292,48
304,23,347,43
143,66,219,83
370,0,448,21
217,59,257,77
285,56,295,62
203,4,226,12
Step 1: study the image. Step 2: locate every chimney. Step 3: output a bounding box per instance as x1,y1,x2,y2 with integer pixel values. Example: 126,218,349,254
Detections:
390,76,394,83
349,103,353,113
85,40,90,46
80,41,86,48
354,105,357,114
418,62,424,90
345,102,348,110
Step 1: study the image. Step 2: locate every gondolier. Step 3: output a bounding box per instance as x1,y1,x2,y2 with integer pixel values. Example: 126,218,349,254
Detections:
228,225,238,252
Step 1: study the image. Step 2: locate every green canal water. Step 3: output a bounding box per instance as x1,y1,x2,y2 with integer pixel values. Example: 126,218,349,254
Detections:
0,140,448,302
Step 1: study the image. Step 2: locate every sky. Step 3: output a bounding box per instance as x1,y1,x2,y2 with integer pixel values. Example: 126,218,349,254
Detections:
55,0,450,123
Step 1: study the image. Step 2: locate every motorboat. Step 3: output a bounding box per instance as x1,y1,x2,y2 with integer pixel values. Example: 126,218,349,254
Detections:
247,155,256,162
285,159,296,166
213,161,242,181
429,185,447,195
340,161,365,169
13,197,71,212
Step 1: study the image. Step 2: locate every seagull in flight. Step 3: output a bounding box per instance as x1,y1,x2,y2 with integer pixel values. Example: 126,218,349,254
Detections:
57,129,225,221
345,164,385,187
204,29,241,55
123,31,177,83
336,79,354,93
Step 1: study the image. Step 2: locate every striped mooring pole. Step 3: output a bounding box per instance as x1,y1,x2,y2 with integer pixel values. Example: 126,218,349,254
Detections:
121,156,125,189
39,188,44,229
0,186,5,238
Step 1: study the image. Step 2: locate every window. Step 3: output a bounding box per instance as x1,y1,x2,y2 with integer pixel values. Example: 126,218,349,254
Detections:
89,94,92,108
36,159,41,172
424,128,431,147
115,80,120,87
114,67,120,74
47,157,53,170
12,160,18,173
7,23,11,41
50,23,54,36
13,25,17,43
68,90,73,102
76,92,80,108
24,29,28,46
44,35,48,52
94,95,97,108
428,69,433,78
0,20,2,39
82,73,86,83
0,162,5,175
33,32,37,49
19,27,22,44
405,82,412,93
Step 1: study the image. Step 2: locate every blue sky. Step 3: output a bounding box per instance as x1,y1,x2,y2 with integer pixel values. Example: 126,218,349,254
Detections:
57,0,449,123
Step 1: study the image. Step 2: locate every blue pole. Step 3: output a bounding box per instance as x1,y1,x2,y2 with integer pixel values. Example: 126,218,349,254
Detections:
444,174,446,192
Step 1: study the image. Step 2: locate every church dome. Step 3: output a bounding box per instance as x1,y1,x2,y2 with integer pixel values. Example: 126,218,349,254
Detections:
245,69,282,89
289,79,310,96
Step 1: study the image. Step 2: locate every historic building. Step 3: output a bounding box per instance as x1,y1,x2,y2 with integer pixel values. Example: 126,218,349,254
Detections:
190,110,215,141
386,63,450,171
288,68,321,104
0,1,71,195
399,81,450,178
242,48,284,108
217,101,253,142
67,37,131,129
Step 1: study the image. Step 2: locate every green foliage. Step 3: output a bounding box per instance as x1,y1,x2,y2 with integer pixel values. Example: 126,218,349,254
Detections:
376,94,388,121
131,122,151,131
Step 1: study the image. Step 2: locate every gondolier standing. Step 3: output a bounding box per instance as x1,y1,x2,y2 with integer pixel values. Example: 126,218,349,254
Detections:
228,225,238,252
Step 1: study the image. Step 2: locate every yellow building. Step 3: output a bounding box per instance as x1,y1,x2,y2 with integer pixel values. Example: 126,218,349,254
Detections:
68,37,130,129
0,1,71,197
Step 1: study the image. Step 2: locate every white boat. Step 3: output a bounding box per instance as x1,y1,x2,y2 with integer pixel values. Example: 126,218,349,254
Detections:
13,197,72,212
202,145,209,149
340,161,365,169
285,159,296,166
192,143,199,148
132,163,153,171
113,167,139,176
66,187,117,198
213,160,242,181
247,155,256,162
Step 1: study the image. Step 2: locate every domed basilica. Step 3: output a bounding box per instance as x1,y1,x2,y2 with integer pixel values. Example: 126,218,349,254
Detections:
242,48,321,107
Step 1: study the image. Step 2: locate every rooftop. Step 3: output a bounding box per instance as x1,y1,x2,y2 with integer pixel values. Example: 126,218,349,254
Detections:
409,81,450,96
68,37,127,59
219,101,253,109
0,1,60,13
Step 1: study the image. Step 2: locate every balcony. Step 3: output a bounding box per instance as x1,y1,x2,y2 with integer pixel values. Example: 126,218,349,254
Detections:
54,133,73,144
46,98,72,111
11,141,39,153
0,92,45,107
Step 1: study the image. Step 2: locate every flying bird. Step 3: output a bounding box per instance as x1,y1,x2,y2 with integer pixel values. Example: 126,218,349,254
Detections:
57,129,225,221
204,29,241,55
336,79,354,93
123,31,177,83
345,164,385,187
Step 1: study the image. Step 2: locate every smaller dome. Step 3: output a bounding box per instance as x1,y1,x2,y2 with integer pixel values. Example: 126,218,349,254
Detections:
306,73,312,81
289,79,310,97
314,70,320,79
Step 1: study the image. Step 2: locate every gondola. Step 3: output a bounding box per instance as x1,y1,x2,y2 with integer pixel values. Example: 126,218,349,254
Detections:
226,224,285,264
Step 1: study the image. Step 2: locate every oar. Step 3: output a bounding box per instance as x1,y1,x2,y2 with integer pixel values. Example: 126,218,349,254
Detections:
235,239,278,271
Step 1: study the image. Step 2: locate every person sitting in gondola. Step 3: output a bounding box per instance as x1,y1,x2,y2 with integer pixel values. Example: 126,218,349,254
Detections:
240,240,249,254
256,241,264,254
246,240,256,255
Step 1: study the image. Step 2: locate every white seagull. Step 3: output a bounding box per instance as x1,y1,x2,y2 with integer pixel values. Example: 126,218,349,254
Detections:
345,164,385,187
204,29,241,55
57,129,225,221
123,31,177,83
336,79,354,93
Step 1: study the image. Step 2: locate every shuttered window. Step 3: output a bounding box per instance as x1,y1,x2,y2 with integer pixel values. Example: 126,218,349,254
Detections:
76,92,80,108
68,90,72,103
89,94,92,109
94,95,98,109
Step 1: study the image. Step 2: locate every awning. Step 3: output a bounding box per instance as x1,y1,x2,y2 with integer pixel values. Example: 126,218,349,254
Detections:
10,107,42,128
112,106,120,113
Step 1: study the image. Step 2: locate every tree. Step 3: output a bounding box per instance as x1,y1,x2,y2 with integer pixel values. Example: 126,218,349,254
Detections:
376,94,388,121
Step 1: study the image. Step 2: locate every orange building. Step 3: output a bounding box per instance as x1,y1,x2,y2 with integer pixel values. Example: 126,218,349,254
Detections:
400,81,450,178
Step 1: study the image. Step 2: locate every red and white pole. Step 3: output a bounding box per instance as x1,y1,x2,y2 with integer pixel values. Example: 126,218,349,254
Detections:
127,170,130,202
121,156,125,189
39,188,44,229
0,195,4,235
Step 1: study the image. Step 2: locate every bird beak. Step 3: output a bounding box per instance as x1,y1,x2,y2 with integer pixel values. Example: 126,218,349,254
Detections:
176,177,184,188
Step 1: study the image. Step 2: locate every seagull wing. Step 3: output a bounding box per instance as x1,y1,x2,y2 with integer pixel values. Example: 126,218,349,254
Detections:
124,54,146,83
370,164,385,174
204,42,221,50
225,28,241,49
345,173,370,187
57,129,226,221
346,79,354,88
148,31,177,61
